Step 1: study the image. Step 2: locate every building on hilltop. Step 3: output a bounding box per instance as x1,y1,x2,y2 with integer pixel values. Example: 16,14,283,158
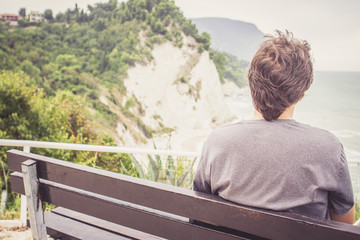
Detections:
0,13,20,22
0,13,20,26
28,11,43,22
0,10,44,26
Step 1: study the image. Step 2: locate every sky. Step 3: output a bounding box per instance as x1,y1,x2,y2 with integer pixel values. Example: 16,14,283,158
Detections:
1,0,359,72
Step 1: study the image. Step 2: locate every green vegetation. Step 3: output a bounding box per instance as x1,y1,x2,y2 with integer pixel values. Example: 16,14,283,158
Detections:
210,49,249,87
0,71,138,218
0,0,212,218
0,0,212,134
131,154,196,188
0,71,194,216
355,202,360,225
130,142,197,189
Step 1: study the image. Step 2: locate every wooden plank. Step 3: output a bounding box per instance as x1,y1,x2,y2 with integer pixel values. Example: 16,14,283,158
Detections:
9,172,25,194
10,172,249,240
21,160,47,240
52,207,166,240
44,211,132,240
8,150,360,240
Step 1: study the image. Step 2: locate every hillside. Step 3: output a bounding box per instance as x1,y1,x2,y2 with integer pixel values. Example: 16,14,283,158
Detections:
0,0,236,152
0,0,249,220
191,17,264,62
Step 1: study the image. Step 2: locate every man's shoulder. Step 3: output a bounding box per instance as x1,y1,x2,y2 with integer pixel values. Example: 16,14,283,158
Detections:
208,121,247,138
204,122,246,148
208,119,340,146
291,121,340,143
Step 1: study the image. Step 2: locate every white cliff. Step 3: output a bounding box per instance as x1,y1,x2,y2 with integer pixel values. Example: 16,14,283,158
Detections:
121,37,235,152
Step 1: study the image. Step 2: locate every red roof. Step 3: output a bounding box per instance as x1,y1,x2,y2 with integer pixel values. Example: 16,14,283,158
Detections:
0,13,20,17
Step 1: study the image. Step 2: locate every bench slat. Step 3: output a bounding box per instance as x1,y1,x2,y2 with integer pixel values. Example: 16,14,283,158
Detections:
52,207,166,240
44,211,132,240
11,172,250,240
8,150,360,240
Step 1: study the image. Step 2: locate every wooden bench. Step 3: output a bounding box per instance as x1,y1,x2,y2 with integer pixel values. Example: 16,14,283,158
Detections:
7,149,360,240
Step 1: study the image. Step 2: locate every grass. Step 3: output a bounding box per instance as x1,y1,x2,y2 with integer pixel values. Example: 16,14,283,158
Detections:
0,210,20,220
0,194,21,220
354,202,360,225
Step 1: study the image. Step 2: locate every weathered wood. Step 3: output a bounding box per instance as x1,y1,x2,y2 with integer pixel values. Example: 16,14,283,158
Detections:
21,160,47,240
44,211,132,240
8,150,360,240
9,172,25,194
0,190,7,215
52,207,167,240
10,173,249,240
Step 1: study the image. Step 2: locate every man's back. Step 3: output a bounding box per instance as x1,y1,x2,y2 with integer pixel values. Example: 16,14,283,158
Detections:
193,119,353,219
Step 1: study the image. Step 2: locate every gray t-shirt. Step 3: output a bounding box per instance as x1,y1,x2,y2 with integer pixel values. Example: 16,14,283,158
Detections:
193,119,354,219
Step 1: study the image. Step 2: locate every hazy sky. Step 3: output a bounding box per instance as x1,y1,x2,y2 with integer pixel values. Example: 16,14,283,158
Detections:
1,0,359,71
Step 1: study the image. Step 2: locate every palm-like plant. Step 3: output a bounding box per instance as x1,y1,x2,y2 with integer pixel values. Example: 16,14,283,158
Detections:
130,143,197,189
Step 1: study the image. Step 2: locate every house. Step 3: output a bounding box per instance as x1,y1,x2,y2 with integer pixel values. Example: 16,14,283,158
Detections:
28,11,43,22
0,13,20,22
0,13,20,26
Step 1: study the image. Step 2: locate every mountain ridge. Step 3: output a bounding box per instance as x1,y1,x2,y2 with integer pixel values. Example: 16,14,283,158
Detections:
191,17,264,62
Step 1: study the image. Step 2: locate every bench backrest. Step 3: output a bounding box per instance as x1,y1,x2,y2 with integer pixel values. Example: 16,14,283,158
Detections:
7,149,360,240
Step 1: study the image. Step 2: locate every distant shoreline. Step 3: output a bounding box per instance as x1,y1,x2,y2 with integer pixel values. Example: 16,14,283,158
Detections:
314,70,360,74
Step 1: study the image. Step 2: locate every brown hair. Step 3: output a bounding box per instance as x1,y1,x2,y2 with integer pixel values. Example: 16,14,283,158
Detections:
248,30,313,121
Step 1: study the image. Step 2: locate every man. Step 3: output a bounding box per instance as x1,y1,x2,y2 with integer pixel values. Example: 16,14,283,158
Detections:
193,30,354,224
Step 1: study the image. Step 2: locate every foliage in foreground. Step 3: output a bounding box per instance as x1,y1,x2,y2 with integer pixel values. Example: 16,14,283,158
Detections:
0,71,198,218
0,71,138,218
130,152,196,189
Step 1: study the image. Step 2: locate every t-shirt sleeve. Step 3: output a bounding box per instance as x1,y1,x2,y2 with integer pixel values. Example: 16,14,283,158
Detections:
328,146,354,215
193,144,212,194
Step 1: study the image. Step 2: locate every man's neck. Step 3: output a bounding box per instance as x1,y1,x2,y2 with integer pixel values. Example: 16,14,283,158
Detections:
252,104,296,120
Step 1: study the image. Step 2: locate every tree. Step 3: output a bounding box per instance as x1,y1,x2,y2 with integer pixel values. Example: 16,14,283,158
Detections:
18,8,26,18
210,50,248,87
156,1,178,20
44,9,53,21
145,0,155,12
0,50,15,70
78,9,88,23
20,60,41,80
55,12,66,22
210,50,226,82
0,71,139,218
93,19,106,31
182,19,197,36
0,71,43,140
195,32,211,50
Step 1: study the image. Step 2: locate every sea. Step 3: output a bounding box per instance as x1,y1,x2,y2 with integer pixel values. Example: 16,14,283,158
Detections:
225,71,360,199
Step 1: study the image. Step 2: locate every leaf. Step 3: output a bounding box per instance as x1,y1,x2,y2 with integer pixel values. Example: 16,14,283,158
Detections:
130,154,146,179
147,154,159,181
176,157,197,187
165,155,175,185
151,141,162,181
119,160,130,176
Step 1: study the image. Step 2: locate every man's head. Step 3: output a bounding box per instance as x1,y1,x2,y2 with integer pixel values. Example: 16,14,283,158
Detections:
248,30,313,121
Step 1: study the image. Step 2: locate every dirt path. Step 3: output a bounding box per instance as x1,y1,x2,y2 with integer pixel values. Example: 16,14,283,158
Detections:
0,226,32,240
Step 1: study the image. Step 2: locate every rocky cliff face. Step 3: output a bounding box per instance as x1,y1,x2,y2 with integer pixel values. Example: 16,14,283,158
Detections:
119,35,234,151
